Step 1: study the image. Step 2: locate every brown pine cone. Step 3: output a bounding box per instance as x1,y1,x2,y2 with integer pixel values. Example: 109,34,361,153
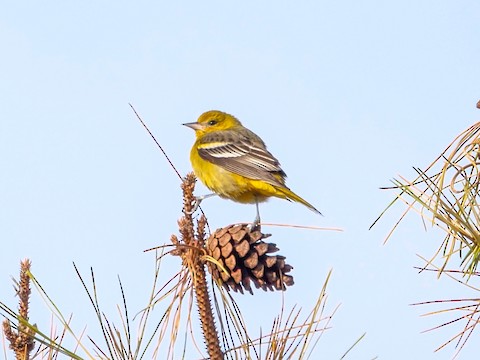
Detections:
206,224,294,294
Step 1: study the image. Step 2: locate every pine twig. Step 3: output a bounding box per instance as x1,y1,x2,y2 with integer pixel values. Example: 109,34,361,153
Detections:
174,173,223,359
3,259,36,360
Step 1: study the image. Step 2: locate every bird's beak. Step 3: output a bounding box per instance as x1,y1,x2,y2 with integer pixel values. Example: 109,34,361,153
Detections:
183,122,204,131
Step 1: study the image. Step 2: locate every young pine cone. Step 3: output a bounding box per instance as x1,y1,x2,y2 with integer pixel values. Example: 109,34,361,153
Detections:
206,224,294,295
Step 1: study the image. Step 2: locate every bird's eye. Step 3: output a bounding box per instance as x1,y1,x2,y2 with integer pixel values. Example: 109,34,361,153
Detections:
208,120,217,126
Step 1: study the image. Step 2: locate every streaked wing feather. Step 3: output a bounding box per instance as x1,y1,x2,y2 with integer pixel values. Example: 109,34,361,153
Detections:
198,130,286,187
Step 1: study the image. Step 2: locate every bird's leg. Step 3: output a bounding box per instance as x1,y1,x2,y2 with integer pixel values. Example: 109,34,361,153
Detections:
251,198,261,231
185,193,217,214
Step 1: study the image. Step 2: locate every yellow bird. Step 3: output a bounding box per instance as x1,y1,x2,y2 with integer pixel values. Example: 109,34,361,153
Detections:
183,110,321,225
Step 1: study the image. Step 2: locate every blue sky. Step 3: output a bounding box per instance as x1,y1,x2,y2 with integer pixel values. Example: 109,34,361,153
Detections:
1,1,480,359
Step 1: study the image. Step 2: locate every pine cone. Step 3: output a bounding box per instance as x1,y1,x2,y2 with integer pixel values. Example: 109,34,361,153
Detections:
206,224,294,294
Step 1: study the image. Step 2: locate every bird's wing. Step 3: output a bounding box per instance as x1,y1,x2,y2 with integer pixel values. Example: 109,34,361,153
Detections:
197,130,287,187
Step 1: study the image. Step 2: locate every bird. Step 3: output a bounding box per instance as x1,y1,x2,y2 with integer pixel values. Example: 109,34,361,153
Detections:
183,110,321,227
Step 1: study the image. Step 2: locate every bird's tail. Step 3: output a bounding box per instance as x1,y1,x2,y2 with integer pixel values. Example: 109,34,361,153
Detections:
278,187,323,216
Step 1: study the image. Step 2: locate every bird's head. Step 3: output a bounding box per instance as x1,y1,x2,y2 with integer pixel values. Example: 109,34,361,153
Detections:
183,110,241,136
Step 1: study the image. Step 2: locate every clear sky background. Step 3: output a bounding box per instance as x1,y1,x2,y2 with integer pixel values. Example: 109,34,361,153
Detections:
1,1,480,359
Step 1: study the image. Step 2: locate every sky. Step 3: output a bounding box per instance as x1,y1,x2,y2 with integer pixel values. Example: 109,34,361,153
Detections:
1,1,480,359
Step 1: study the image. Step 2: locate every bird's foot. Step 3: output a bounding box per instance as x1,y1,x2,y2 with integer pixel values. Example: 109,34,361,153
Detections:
184,193,216,215
250,214,261,232
185,197,202,215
